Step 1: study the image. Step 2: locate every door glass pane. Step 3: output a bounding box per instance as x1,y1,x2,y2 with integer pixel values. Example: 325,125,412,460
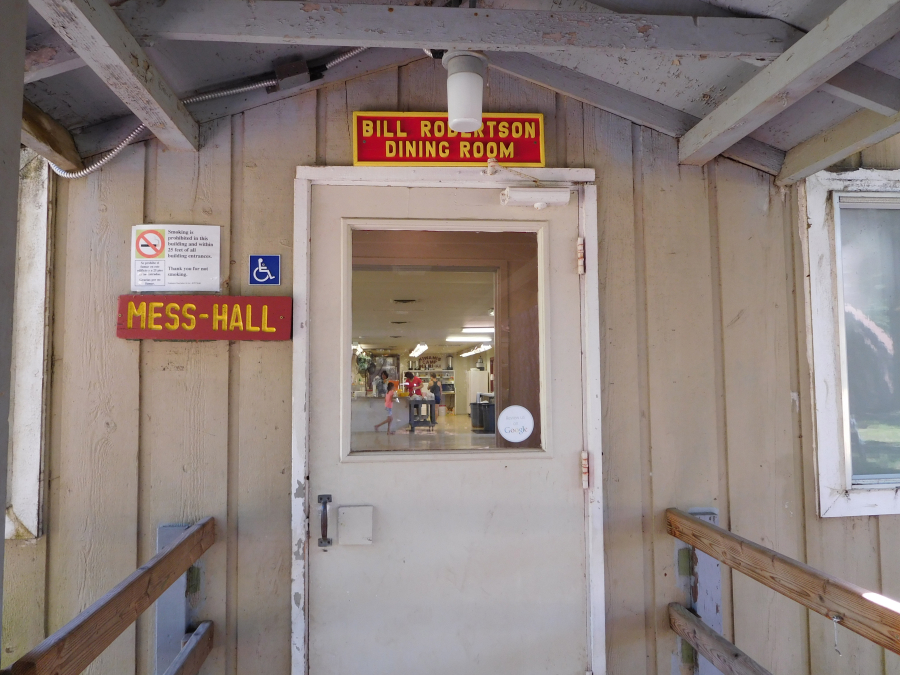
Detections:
350,230,541,452
840,207,900,480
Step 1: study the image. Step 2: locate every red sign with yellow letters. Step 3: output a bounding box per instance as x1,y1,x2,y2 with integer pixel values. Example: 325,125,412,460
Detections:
117,295,292,341
352,112,544,167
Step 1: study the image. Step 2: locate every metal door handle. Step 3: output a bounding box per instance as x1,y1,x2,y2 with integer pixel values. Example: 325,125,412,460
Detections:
318,494,332,547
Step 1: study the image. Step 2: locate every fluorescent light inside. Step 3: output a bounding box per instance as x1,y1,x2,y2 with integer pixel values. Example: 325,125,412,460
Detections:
460,343,492,357
409,343,428,357
446,335,492,342
462,327,495,333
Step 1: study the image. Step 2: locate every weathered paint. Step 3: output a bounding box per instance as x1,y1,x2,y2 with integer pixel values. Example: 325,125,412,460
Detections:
10,53,900,675
120,1,802,58
0,0,28,644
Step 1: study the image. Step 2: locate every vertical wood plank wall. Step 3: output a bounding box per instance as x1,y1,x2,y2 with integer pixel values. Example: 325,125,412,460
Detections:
5,57,900,675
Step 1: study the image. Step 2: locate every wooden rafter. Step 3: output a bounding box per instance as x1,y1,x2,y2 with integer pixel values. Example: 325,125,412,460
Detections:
24,30,84,84
20,99,83,171
487,52,784,175
30,0,199,151
71,48,427,159
118,0,800,58
777,107,900,185
820,62,900,117
679,0,900,167
589,0,900,119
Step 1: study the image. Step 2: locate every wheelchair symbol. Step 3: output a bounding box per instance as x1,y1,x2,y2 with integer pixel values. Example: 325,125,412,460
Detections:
253,258,275,283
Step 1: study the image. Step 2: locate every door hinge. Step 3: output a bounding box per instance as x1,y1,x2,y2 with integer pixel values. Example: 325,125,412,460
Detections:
581,451,589,489
577,236,585,275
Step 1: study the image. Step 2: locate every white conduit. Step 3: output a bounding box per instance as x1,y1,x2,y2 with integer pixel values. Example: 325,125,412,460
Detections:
50,48,369,179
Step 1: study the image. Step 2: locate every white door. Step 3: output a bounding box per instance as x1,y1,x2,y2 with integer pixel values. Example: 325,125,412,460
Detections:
305,182,589,674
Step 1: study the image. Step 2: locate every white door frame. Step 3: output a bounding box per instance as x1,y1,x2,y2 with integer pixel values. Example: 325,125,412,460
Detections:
291,166,605,675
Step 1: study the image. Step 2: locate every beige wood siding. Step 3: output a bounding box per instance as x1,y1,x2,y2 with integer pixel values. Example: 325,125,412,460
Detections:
5,56,899,675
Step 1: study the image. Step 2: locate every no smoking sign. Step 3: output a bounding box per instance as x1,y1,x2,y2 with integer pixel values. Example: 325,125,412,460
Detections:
131,225,221,292
135,229,165,258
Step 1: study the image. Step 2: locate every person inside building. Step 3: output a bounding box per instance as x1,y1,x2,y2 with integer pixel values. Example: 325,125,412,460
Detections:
405,371,423,397
429,374,442,406
373,370,388,397
405,371,425,422
374,381,397,435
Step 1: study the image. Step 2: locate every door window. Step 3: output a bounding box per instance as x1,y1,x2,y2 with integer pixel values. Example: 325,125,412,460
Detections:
350,230,542,452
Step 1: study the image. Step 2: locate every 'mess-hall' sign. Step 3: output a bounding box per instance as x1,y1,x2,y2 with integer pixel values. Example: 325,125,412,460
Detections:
117,295,292,341
353,112,544,167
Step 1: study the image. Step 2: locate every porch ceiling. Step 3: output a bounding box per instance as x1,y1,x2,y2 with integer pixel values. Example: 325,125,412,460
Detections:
19,0,900,183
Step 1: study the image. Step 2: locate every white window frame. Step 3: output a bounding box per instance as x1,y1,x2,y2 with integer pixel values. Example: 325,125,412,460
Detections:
6,150,52,539
805,170,900,517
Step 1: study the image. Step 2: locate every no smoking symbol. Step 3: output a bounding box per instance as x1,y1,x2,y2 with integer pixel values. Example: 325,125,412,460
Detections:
136,230,165,258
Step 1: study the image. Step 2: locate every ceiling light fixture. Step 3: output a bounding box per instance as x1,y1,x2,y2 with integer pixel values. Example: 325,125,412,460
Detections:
446,335,492,342
442,50,488,133
462,327,495,333
410,343,428,358
460,343,492,357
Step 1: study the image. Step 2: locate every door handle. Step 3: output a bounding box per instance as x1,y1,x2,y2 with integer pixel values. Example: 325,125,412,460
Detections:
318,494,332,547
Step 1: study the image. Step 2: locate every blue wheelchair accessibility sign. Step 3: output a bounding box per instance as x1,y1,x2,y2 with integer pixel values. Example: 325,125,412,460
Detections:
249,255,280,286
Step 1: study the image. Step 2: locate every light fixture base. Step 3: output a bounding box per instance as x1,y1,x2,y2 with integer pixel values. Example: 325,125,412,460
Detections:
441,50,488,75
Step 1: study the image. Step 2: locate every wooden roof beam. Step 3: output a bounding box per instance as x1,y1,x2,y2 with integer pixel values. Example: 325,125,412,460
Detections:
777,107,900,185
24,30,84,84
21,98,84,171
29,0,198,151
73,48,426,159
118,0,801,58
487,52,784,175
821,62,900,117
679,0,900,167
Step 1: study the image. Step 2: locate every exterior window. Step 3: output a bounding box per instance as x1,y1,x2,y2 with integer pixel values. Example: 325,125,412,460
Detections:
836,201,900,483
806,174,900,516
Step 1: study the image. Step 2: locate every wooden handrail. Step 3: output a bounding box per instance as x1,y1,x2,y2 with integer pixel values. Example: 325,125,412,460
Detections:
4,517,216,675
668,604,772,675
162,621,214,675
667,508,900,656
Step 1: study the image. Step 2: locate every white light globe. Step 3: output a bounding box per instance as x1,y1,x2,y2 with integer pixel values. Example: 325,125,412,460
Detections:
442,51,487,133
447,71,484,132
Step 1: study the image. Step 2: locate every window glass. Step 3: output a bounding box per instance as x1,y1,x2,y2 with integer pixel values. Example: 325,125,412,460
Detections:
839,207,900,480
350,230,541,453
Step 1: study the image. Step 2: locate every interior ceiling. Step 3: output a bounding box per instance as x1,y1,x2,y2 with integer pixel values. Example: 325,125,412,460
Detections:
20,0,900,160
353,270,495,354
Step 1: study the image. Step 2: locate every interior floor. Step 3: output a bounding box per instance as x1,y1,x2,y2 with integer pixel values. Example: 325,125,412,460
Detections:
352,412,497,452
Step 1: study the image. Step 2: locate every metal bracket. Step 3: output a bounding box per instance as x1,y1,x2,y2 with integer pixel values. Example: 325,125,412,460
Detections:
156,525,189,675
688,508,722,675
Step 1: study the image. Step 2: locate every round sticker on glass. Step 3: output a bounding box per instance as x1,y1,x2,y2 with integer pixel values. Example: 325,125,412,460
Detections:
498,405,535,443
